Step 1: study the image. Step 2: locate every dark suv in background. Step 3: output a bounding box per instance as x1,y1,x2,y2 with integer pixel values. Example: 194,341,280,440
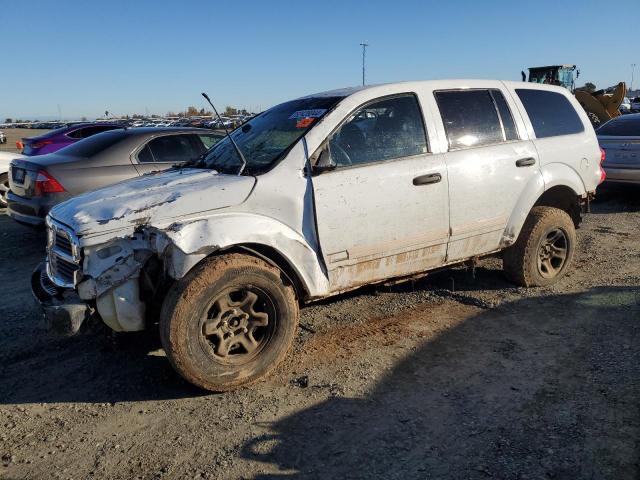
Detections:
8,127,223,226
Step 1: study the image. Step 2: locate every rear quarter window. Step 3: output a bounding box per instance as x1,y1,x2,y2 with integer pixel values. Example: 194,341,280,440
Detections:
516,89,584,138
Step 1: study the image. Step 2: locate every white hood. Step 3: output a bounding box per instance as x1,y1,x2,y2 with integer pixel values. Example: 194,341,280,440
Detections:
49,168,255,236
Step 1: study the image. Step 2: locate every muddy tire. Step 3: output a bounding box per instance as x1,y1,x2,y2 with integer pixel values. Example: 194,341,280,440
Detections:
503,206,576,287
159,253,298,392
0,173,9,207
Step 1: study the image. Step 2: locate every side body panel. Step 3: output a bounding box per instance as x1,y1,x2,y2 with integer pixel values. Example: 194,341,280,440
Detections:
312,153,449,292
423,81,542,261
48,155,140,196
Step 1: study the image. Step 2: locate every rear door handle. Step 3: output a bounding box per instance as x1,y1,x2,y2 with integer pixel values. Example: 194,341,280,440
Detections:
516,157,536,167
413,173,442,186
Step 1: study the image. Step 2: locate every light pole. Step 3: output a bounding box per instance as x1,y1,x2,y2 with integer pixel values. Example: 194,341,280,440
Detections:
360,42,369,86
632,63,636,92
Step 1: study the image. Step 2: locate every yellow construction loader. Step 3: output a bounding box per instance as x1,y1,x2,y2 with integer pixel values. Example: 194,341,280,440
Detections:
522,65,626,126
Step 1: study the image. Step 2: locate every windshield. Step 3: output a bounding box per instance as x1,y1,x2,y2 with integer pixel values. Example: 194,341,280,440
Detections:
200,96,344,175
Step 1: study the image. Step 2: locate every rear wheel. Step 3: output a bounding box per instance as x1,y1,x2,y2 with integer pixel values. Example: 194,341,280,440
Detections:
0,173,9,207
160,254,298,391
503,206,576,287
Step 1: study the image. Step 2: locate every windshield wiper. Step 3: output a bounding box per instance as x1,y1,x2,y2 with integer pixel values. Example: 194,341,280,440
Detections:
201,92,248,176
173,154,205,170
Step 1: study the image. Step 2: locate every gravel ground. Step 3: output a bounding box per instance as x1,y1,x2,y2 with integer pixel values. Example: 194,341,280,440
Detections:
0,184,638,480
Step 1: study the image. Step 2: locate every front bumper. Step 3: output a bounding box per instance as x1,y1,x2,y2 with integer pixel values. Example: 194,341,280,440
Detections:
31,263,91,335
603,167,640,185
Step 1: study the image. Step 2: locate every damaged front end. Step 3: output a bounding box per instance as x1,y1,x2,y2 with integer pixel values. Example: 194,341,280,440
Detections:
32,216,198,335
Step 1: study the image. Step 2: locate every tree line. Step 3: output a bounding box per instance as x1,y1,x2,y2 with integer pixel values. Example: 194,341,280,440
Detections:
3,106,251,124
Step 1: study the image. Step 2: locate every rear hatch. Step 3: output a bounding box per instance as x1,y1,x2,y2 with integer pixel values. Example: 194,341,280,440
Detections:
599,136,640,169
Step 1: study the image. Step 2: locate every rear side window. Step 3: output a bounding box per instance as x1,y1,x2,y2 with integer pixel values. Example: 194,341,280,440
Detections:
56,130,125,157
144,135,200,163
516,89,584,138
435,89,516,149
596,116,640,136
137,144,154,163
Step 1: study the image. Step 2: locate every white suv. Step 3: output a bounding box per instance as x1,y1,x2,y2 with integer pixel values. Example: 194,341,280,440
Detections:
34,80,604,391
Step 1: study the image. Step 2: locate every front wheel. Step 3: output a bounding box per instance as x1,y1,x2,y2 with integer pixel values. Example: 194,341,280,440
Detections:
160,253,298,391
503,206,576,287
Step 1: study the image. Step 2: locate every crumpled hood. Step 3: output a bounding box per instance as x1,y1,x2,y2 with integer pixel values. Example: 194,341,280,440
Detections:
49,168,255,236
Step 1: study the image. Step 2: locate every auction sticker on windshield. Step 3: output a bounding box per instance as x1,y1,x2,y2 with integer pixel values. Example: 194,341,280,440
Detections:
295,118,316,128
289,109,327,119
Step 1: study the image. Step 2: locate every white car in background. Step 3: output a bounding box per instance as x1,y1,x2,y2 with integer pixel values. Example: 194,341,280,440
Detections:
0,131,6,144
0,151,26,206
620,97,631,113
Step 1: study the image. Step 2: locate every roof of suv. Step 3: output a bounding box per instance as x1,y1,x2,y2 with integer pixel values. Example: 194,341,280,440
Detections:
303,79,569,100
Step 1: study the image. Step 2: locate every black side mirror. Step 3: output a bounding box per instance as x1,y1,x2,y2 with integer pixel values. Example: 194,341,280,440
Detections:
313,148,336,174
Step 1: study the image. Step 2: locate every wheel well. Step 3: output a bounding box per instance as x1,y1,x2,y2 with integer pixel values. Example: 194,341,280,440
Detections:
143,244,309,310
221,244,308,301
533,186,582,227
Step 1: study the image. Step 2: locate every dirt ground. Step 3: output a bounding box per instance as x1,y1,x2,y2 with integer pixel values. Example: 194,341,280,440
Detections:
0,129,48,154
0,184,638,480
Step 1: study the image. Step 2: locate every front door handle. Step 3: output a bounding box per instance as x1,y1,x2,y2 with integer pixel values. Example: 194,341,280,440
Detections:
413,173,442,186
516,157,536,167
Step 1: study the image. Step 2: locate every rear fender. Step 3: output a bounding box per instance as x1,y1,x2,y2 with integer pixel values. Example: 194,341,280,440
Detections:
503,165,585,245
541,162,587,195
502,172,546,247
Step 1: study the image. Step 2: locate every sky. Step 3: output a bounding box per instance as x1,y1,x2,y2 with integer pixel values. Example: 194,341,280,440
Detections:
1,0,638,120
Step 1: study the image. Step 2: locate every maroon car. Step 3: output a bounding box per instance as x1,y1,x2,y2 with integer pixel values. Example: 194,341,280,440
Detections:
19,123,121,156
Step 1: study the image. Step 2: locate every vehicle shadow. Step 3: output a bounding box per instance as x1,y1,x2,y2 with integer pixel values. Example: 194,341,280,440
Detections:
240,286,640,479
592,184,640,213
0,327,207,404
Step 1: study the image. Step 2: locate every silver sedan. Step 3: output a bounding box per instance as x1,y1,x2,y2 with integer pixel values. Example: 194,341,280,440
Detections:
597,114,640,184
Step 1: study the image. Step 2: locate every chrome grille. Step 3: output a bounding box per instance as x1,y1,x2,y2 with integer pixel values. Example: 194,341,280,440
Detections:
55,232,72,257
46,217,81,288
40,270,59,296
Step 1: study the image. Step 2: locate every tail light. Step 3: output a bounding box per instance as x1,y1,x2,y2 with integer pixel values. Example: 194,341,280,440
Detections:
34,170,65,195
599,147,606,184
31,140,53,149
16,141,24,152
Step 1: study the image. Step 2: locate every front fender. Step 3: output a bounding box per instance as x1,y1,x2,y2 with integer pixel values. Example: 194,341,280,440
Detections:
159,213,329,298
